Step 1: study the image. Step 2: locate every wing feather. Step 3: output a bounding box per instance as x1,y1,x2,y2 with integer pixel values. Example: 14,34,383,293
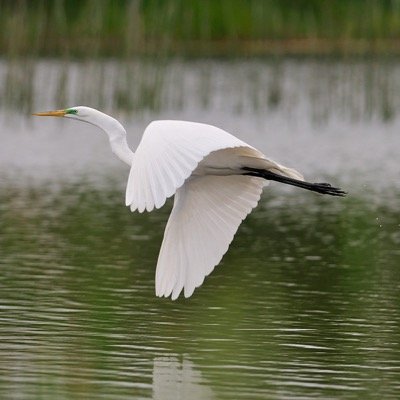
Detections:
126,121,248,212
155,175,266,300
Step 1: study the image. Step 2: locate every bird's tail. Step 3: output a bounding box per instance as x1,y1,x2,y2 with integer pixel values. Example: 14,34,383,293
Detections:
243,167,346,197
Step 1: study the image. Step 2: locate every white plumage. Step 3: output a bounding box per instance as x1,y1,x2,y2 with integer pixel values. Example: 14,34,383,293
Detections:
126,120,251,212
33,106,345,300
156,175,265,299
125,120,300,299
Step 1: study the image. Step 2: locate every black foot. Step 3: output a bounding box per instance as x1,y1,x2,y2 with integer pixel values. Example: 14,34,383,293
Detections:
242,167,347,197
311,182,347,197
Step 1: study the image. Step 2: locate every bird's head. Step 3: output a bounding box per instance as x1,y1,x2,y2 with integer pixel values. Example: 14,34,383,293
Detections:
33,105,128,148
33,106,96,124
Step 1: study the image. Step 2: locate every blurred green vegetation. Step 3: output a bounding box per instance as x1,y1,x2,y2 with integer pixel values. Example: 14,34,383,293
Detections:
2,0,400,58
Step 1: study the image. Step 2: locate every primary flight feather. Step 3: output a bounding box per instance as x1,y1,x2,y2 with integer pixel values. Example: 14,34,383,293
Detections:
33,106,345,300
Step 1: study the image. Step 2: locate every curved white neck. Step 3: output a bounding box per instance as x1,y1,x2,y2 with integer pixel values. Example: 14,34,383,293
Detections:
109,131,134,167
90,111,134,167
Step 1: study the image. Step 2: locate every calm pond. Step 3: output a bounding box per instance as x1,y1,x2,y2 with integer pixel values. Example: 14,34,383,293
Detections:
0,58,399,399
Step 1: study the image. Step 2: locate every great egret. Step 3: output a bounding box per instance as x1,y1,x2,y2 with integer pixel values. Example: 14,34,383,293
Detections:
33,106,345,300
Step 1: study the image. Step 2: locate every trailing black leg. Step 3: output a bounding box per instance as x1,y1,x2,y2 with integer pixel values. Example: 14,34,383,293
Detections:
242,167,346,197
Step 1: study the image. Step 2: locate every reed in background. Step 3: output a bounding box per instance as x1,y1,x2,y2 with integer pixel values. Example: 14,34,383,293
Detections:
2,0,400,58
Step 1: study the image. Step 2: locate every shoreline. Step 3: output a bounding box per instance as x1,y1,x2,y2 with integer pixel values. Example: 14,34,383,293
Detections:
3,38,400,59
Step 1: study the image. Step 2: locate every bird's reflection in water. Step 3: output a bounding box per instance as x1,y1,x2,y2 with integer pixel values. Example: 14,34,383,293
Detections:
152,356,214,400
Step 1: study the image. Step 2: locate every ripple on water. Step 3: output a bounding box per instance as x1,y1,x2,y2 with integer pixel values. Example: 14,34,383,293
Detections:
1,58,400,399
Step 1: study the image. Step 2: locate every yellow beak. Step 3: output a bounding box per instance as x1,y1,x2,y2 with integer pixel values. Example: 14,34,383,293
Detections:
32,109,66,117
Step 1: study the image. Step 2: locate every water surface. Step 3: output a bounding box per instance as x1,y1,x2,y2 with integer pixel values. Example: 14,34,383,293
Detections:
0,58,399,399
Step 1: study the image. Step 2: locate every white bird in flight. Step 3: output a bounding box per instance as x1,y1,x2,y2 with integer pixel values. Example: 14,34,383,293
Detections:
33,106,345,300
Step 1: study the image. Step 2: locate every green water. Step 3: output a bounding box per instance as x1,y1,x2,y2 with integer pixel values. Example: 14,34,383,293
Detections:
1,186,399,399
1,58,400,399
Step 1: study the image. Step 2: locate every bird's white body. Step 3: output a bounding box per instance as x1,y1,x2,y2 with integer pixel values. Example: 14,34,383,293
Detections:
34,106,344,300
124,120,302,299
127,120,280,212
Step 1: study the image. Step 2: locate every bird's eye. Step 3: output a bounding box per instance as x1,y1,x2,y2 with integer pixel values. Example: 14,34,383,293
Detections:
66,109,78,115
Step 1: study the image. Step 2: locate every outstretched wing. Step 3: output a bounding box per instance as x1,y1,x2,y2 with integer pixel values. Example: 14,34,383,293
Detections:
125,120,250,212
155,175,266,300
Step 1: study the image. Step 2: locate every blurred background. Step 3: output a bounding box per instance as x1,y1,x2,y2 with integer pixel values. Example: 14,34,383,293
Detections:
3,0,400,58
0,1,400,399
2,0,400,115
